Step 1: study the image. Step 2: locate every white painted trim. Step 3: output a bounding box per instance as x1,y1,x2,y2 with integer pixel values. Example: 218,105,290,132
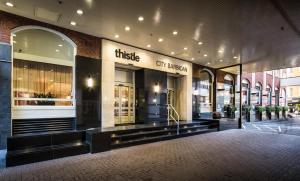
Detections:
10,25,77,123
201,68,215,82
12,106,76,119
14,52,73,66
11,26,77,48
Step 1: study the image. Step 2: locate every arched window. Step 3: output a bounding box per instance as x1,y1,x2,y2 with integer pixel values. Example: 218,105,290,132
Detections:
265,84,272,105
254,82,262,105
223,74,234,105
12,26,76,118
242,79,250,105
192,70,213,118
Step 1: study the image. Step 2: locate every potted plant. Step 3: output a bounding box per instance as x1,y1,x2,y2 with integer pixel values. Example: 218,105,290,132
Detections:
282,106,288,119
224,105,231,118
274,106,282,119
212,112,222,119
265,106,274,120
255,106,265,121
243,105,251,122
230,105,237,119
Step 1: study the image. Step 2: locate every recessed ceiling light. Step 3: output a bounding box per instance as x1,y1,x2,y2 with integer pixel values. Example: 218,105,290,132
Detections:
76,9,83,15
158,38,163,42
138,16,144,22
171,51,175,55
58,44,63,47
147,44,151,48
219,59,223,62
70,21,76,26
114,34,119,38
172,31,178,35
125,26,130,31
218,50,224,53
204,54,208,57
198,42,203,45
183,47,188,50
233,56,238,59
55,49,60,52
207,62,210,65
191,57,195,61
5,2,14,7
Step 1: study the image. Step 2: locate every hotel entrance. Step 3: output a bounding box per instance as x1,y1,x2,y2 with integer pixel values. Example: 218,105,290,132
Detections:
114,69,135,125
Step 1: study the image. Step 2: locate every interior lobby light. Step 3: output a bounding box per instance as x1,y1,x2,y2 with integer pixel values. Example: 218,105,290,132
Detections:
70,21,77,26
234,56,238,59
87,75,94,88
5,2,14,7
218,50,224,53
204,54,208,57
125,26,130,31
171,51,175,55
184,47,188,50
76,9,83,15
138,16,144,22
191,57,195,60
55,49,60,52
114,34,119,38
58,44,63,47
158,38,163,42
154,83,160,93
147,44,151,48
172,31,178,35
219,59,223,62
198,42,203,45
207,62,210,65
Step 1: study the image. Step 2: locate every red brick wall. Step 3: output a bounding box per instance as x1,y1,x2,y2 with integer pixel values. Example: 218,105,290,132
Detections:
0,11,101,59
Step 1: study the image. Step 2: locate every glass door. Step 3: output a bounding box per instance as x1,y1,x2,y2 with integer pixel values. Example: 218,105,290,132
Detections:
114,84,135,125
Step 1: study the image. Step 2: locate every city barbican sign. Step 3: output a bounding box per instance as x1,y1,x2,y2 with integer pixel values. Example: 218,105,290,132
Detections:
156,60,187,72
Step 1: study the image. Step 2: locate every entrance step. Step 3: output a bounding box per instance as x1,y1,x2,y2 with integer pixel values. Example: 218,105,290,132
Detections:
87,120,220,153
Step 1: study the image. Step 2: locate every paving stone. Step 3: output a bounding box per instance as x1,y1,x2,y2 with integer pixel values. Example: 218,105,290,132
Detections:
0,129,300,180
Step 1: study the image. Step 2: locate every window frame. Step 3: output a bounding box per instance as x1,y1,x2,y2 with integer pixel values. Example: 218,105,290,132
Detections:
11,26,77,109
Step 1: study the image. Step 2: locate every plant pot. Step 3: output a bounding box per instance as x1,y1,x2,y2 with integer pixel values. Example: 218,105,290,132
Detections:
282,111,286,119
275,112,280,119
256,111,262,121
246,112,251,122
266,111,272,120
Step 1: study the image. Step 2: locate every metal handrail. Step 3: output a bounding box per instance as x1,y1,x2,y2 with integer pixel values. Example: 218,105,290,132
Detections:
167,104,180,135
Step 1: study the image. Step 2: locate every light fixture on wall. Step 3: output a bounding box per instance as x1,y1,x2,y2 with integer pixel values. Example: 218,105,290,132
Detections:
87,74,94,88
154,82,160,94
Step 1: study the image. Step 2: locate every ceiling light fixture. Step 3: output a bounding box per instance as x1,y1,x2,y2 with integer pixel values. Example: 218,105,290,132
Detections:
183,47,188,50
125,26,130,31
171,51,175,55
204,54,208,57
219,59,223,62
191,57,195,61
138,16,144,22
233,56,238,59
76,9,83,15
172,31,178,35
55,49,60,52
218,50,224,53
158,38,163,42
70,21,77,26
207,62,210,65
198,42,203,45
147,44,151,48
5,2,14,7
58,44,63,47
114,34,119,38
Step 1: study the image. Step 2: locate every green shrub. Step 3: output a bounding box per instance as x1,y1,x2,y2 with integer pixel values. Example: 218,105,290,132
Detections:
282,106,289,112
274,106,282,113
265,106,275,112
256,106,265,113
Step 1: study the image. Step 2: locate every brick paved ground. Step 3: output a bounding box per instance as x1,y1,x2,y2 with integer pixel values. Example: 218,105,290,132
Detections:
1,129,300,181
